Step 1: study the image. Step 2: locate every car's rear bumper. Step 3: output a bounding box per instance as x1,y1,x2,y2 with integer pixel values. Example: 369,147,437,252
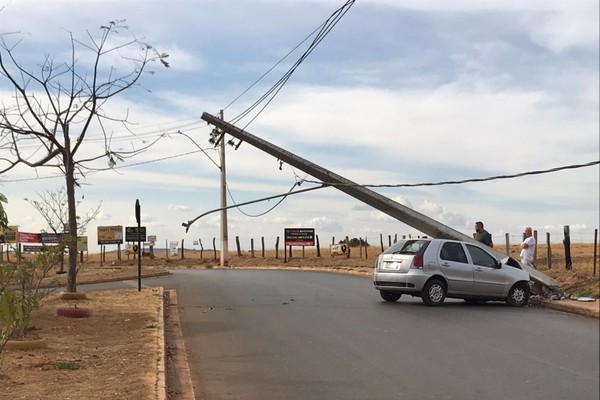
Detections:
373,270,430,293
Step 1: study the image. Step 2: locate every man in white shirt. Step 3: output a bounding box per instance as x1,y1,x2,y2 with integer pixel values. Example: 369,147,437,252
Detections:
519,226,536,267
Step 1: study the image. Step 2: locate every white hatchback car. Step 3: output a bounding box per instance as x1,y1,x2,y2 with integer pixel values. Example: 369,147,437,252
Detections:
373,238,531,307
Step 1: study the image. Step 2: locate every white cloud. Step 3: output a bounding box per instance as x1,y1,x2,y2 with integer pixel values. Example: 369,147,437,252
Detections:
168,204,191,212
302,216,343,232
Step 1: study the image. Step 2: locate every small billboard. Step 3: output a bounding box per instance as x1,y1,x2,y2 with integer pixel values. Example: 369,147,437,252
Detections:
284,228,315,246
125,226,147,242
97,225,123,245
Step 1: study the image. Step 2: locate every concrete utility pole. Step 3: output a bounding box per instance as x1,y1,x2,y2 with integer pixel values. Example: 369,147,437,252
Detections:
219,110,229,267
200,112,563,298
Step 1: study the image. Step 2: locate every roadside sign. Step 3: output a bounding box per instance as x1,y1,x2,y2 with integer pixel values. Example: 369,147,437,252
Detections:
330,243,348,255
284,228,315,246
170,241,179,256
77,236,88,252
18,232,41,243
125,226,147,242
23,245,54,253
1,225,18,243
97,225,123,245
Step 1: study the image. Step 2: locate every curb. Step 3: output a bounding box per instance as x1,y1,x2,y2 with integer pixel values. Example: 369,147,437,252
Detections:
166,289,196,399
530,298,599,319
41,271,171,289
157,287,166,400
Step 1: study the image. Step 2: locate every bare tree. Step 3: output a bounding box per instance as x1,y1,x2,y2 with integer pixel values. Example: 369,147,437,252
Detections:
0,20,169,292
25,187,101,273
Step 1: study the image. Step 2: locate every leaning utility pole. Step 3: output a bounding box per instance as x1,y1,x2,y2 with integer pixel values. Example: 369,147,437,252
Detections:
201,111,564,298
219,110,229,267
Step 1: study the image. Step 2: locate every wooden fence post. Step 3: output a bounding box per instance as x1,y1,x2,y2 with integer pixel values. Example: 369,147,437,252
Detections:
593,228,598,276
275,236,279,259
212,237,217,260
345,236,350,258
533,230,538,263
250,238,255,258
165,239,168,259
261,237,265,258
388,235,392,247
199,239,204,259
563,225,572,269
380,234,384,252
394,234,397,244
359,237,363,259
505,233,510,256
331,236,335,245
181,239,184,259
365,236,368,259
316,235,321,257
236,236,241,257
546,232,552,270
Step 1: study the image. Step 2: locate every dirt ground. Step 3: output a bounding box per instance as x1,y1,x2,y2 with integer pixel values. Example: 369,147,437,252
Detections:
1,242,598,400
0,288,162,400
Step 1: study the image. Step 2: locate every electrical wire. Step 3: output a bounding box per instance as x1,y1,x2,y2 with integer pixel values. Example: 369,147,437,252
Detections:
300,161,600,188
227,0,356,134
225,181,300,218
0,149,211,182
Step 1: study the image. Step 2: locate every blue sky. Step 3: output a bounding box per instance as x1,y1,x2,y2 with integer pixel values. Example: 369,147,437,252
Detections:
1,0,598,250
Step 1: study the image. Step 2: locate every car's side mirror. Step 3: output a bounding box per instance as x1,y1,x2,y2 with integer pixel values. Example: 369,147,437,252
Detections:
496,261,502,269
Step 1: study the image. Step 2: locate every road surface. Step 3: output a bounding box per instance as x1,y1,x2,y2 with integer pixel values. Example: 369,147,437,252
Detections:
78,270,600,400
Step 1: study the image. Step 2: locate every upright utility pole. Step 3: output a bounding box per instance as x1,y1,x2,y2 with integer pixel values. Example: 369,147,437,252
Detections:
219,109,229,267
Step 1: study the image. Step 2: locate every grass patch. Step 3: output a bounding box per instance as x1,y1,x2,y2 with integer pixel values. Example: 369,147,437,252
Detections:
569,290,600,299
55,361,80,370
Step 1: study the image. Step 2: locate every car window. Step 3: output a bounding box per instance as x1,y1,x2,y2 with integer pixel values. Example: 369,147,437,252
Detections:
440,242,468,264
395,240,430,255
466,245,498,268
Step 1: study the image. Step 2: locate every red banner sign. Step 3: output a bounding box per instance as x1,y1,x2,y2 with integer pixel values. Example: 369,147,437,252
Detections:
18,232,42,243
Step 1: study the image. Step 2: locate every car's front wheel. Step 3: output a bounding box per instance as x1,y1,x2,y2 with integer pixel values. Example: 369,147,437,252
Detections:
421,278,446,306
380,291,401,302
506,283,530,307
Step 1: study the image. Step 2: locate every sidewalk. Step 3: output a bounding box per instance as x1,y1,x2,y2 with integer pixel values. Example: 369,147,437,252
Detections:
530,297,599,319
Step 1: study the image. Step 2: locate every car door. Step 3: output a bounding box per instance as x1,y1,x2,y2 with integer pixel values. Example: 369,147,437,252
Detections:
466,244,506,296
437,241,473,294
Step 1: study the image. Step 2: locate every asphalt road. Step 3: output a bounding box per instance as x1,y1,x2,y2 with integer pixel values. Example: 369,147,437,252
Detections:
78,270,600,400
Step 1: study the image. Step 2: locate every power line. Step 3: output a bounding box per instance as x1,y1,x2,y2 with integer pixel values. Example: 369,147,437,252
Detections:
225,181,301,218
228,0,356,134
301,161,600,188
0,149,211,182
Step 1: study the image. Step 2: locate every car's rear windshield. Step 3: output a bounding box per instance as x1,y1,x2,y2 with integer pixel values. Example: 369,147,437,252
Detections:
395,240,430,255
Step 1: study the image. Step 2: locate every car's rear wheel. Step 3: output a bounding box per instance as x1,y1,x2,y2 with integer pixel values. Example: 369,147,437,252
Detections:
421,279,446,306
380,291,401,302
506,283,529,307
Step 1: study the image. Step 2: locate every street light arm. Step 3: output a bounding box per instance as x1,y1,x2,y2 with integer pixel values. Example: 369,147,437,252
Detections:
183,184,328,232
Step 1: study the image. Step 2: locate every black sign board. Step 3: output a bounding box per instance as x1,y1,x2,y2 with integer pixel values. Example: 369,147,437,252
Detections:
284,228,315,246
125,226,147,242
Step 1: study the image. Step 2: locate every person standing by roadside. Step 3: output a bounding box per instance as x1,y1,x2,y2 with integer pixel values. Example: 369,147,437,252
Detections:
519,226,536,268
474,221,493,248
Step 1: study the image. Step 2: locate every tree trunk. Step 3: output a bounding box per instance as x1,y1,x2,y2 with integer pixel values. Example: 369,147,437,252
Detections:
64,130,78,292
